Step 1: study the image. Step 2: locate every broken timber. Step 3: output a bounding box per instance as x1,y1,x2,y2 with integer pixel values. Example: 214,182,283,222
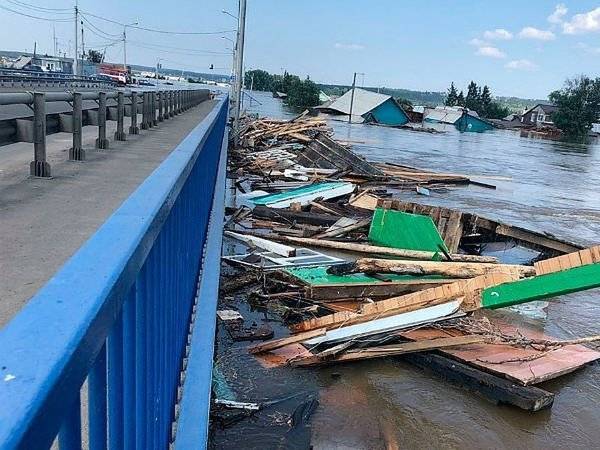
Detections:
382,199,582,256
329,258,535,279
257,234,498,263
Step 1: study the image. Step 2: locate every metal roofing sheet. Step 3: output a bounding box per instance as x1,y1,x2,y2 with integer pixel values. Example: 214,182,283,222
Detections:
320,87,391,117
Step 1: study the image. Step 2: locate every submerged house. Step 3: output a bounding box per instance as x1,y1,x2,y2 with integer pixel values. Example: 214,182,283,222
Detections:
316,87,409,126
521,104,558,127
424,106,494,132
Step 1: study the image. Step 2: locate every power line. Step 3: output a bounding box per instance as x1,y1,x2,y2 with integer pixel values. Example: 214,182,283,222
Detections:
128,40,231,55
81,15,122,39
128,41,231,58
81,10,235,35
5,0,71,13
0,2,71,21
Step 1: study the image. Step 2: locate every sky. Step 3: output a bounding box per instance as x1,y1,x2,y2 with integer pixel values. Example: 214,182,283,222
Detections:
2,0,600,99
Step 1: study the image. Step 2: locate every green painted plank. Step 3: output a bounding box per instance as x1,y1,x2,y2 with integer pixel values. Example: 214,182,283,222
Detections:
368,208,448,254
251,182,350,205
482,263,600,309
285,266,441,286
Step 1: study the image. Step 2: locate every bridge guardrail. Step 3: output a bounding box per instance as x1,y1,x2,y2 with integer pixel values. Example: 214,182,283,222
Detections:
0,95,229,449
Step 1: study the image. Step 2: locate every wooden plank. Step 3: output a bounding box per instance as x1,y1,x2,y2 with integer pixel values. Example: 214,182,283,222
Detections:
403,353,554,411
305,279,455,301
402,325,600,385
224,231,296,257
495,224,581,254
248,328,326,354
291,335,485,367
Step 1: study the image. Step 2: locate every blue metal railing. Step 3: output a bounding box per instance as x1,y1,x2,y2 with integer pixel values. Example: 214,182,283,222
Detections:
0,95,228,449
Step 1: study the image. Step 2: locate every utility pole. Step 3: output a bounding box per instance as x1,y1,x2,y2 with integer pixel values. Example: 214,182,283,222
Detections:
122,27,127,71
348,72,357,124
81,20,84,76
73,1,78,76
233,0,247,145
53,26,57,56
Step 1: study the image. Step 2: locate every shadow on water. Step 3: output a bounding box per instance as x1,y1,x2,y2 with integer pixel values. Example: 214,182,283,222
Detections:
213,91,600,449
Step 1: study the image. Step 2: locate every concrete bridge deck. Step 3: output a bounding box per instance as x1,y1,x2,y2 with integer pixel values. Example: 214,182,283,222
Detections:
0,98,218,327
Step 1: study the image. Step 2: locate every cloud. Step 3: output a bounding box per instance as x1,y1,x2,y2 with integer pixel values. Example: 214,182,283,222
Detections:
576,42,600,54
563,7,600,34
548,4,568,24
334,43,365,50
483,28,513,40
476,46,506,58
468,38,490,47
505,59,539,71
518,27,556,40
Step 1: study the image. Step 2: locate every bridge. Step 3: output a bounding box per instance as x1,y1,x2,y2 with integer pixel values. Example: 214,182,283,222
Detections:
0,87,229,448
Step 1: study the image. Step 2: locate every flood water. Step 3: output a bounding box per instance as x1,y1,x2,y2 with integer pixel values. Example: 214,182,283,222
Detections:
212,91,600,449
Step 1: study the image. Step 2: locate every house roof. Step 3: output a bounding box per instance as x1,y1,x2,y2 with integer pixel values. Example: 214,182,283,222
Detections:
424,106,478,124
524,103,558,116
317,87,392,116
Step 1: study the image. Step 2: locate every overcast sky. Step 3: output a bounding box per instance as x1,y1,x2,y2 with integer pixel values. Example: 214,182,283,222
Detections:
2,0,600,99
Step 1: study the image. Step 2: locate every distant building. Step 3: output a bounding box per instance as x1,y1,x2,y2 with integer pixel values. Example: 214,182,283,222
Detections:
521,104,558,127
316,87,409,126
0,51,73,73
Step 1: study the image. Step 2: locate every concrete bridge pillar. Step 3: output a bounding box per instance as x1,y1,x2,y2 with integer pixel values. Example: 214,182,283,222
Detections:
115,92,127,141
129,92,140,135
158,91,164,122
30,92,51,177
69,92,85,161
95,92,109,149
152,92,158,126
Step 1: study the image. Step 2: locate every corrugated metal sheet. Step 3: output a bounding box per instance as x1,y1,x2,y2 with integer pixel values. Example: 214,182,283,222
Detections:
319,87,391,117
424,106,479,125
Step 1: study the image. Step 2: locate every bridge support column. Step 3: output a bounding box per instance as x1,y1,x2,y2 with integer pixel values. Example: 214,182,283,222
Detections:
69,92,85,161
152,92,158,126
115,91,127,141
95,92,109,149
30,92,51,177
141,93,149,130
158,91,164,122
129,92,139,135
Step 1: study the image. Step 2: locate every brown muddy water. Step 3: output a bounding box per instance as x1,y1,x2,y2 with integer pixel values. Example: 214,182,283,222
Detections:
210,91,600,449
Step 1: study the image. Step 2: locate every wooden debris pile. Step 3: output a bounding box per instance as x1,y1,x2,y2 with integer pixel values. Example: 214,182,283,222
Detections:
220,113,600,413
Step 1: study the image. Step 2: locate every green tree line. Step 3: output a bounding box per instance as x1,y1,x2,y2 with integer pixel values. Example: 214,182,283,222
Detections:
244,69,320,109
445,81,509,119
549,75,600,138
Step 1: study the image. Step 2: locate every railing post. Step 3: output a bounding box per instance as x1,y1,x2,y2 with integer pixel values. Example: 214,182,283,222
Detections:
129,92,139,135
152,92,158,126
30,92,51,177
141,93,149,130
147,93,153,128
115,91,126,141
95,92,109,149
158,91,164,122
175,90,180,115
69,92,84,161
169,91,174,118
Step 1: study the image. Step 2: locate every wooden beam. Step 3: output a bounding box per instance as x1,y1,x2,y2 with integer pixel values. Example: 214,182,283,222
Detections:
248,328,326,354
291,335,485,367
305,279,455,301
259,235,498,263
329,258,535,279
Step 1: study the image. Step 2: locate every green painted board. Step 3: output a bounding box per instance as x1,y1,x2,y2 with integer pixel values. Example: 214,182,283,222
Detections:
482,263,600,309
368,207,448,255
251,182,351,206
285,266,441,286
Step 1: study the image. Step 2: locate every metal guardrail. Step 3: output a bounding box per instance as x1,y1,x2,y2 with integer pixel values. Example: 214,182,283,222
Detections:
0,88,208,176
0,68,116,88
0,95,228,449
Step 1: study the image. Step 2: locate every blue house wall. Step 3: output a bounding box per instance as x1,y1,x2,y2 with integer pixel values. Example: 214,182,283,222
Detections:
367,99,409,126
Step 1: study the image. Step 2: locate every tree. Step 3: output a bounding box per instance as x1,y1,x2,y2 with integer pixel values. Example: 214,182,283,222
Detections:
480,85,492,116
244,69,274,91
395,97,413,110
465,81,481,111
549,75,600,137
286,76,320,109
484,102,510,119
446,82,458,106
86,50,103,64
457,90,465,107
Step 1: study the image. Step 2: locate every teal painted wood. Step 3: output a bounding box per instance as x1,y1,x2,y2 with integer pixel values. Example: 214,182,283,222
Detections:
251,181,351,205
482,263,600,309
455,113,494,133
368,98,409,126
